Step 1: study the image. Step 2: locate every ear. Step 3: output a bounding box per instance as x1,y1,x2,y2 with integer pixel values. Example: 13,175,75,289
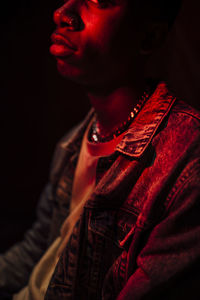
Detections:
139,22,169,55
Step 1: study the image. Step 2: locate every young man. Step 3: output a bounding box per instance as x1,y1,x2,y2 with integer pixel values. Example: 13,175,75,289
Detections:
1,0,200,299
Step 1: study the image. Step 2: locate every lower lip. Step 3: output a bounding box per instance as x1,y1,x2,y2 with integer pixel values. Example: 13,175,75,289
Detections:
50,44,75,57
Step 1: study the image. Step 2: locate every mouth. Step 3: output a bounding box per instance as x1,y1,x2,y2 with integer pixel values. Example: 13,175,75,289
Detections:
50,33,77,57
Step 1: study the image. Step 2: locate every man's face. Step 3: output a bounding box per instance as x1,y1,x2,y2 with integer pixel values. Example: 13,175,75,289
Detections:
50,0,143,87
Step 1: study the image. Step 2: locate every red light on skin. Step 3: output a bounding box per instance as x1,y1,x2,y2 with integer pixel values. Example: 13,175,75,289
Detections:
50,44,75,57
50,33,77,58
50,0,139,84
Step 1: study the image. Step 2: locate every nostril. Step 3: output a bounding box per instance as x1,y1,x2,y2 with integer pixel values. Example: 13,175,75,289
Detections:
61,13,84,31
60,21,68,28
53,8,84,31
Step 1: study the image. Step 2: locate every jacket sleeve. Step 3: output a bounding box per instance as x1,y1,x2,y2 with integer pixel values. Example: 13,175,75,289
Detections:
117,163,200,300
0,183,54,295
0,125,79,296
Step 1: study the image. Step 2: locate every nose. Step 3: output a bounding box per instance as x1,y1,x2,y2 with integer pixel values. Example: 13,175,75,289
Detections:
53,0,83,31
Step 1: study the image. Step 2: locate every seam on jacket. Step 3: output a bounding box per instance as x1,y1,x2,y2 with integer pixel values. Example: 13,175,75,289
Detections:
165,158,200,212
171,110,200,122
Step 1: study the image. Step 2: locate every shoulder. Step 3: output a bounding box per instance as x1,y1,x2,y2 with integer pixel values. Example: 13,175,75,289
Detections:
153,99,200,157
152,99,200,209
171,100,200,122
166,100,200,200
169,100,200,135
170,98,200,129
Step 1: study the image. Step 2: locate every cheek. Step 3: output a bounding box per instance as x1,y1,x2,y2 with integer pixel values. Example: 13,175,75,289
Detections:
81,7,129,57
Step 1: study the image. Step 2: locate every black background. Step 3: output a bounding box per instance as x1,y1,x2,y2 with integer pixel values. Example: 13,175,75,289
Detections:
1,0,200,252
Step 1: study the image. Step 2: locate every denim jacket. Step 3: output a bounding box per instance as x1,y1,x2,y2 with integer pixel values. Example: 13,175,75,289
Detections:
45,83,200,299
0,83,200,300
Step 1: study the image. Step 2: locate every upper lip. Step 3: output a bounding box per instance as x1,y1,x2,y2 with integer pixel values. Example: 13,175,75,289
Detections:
51,32,77,51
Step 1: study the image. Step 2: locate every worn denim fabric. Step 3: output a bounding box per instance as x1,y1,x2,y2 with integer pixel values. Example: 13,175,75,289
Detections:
44,83,200,299
0,83,200,299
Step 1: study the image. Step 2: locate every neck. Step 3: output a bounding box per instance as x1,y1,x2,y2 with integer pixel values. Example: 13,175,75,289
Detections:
86,80,147,136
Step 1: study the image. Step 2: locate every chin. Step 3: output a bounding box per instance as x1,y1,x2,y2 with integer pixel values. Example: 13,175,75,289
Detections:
57,58,83,80
56,58,98,86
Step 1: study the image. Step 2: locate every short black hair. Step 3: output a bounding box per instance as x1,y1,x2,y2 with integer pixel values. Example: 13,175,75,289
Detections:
133,0,183,27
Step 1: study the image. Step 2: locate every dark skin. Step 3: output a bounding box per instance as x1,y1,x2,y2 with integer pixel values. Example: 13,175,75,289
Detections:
50,0,168,136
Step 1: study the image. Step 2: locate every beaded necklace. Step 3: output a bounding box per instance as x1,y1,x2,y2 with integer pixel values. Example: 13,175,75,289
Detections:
88,90,150,143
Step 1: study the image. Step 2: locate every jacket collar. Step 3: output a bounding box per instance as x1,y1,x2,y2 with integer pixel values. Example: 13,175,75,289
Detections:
116,82,176,158
60,82,176,159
